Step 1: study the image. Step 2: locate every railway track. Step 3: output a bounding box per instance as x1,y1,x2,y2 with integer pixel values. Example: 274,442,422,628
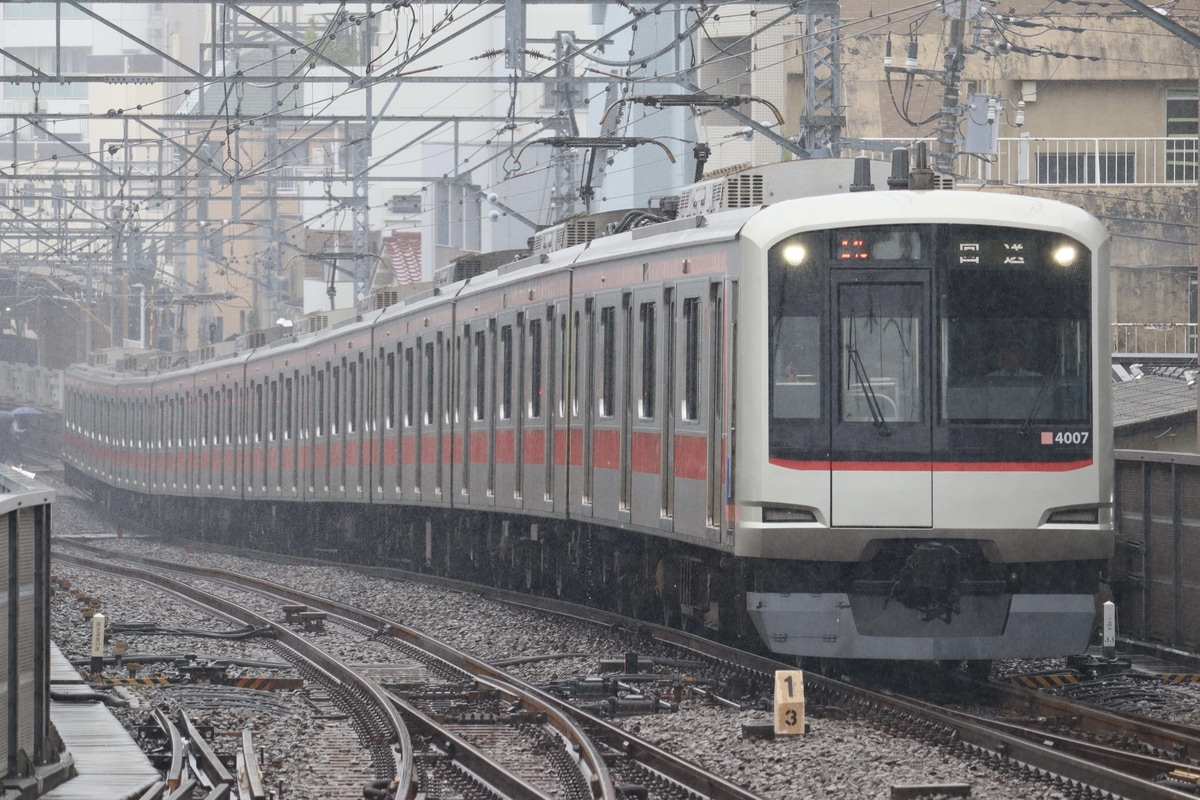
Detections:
55,535,1200,799
55,543,764,800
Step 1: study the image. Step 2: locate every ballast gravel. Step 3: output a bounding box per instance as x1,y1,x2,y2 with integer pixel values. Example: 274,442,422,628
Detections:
49,487,1081,800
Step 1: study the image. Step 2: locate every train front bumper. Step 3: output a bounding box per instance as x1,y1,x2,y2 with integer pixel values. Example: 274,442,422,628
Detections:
747,591,1096,660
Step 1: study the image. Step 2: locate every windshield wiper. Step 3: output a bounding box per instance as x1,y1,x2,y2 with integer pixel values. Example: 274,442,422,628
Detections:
849,348,891,437
1019,368,1058,435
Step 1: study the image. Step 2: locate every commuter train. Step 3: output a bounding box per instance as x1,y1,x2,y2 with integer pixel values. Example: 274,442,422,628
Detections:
63,157,1113,663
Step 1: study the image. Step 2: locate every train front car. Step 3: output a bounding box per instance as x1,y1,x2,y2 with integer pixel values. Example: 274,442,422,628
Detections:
736,190,1112,662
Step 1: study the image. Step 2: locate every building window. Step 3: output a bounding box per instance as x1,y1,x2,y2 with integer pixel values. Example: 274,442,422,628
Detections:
1167,87,1198,183
1035,153,1134,185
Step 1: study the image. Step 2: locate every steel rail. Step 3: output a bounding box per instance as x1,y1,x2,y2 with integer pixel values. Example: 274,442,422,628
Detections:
179,709,233,786
993,680,1200,759
54,551,413,800
64,544,766,800
152,707,185,792
69,538,1200,799
163,777,198,800
91,551,618,800
240,729,267,800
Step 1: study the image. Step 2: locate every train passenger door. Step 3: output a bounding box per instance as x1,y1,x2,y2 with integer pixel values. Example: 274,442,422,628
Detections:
829,270,932,527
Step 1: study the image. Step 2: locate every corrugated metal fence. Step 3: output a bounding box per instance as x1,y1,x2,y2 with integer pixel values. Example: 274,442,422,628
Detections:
1113,450,1200,648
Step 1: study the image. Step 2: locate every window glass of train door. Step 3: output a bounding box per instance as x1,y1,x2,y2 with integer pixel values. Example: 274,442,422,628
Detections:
766,234,824,460
830,272,931,459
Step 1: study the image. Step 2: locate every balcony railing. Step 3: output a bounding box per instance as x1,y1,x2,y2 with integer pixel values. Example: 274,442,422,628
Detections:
1113,322,1197,356
849,137,1200,187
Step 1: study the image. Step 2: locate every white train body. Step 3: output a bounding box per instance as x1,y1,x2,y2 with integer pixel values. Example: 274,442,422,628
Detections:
64,160,1112,661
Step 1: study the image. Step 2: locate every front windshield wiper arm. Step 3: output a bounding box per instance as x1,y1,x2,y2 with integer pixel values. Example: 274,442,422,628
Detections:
849,348,891,437
1019,369,1058,435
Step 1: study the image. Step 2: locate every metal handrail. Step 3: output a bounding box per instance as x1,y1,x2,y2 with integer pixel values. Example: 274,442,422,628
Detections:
1112,322,1197,355
846,136,1200,187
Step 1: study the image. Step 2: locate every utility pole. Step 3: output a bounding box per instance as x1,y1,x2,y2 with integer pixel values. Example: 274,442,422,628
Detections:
799,0,846,157
935,0,972,175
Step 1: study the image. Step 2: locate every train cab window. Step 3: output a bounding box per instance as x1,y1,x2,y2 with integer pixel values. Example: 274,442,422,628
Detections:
768,236,823,421
640,302,656,420
500,325,513,420
838,285,922,423
939,228,1091,423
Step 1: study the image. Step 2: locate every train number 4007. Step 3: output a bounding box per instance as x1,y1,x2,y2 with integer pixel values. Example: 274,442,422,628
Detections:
1042,431,1090,445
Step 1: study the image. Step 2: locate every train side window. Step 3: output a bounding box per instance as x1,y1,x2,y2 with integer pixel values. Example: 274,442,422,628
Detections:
640,301,656,420
348,360,357,433
474,330,486,421
226,388,234,444
558,313,568,419
683,297,701,421
529,318,542,419
270,380,279,441
573,310,583,418
404,347,414,427
285,377,294,440
317,369,326,436
333,364,342,435
202,394,210,445
443,334,453,425
600,306,616,418
423,341,435,426
386,351,396,429
253,383,263,443
500,324,513,420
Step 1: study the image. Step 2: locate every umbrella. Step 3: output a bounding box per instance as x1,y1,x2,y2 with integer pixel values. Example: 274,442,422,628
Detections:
11,407,41,416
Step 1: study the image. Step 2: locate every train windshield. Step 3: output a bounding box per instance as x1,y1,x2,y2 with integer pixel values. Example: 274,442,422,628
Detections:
940,226,1091,424
766,224,1092,458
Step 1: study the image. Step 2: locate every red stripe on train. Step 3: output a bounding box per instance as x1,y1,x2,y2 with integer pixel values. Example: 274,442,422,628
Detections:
770,458,1093,472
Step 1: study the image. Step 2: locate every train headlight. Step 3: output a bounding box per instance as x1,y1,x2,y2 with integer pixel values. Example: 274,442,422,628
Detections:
781,243,807,266
1052,245,1079,267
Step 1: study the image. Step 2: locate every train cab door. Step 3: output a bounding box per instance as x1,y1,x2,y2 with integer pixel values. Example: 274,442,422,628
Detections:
829,269,932,527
